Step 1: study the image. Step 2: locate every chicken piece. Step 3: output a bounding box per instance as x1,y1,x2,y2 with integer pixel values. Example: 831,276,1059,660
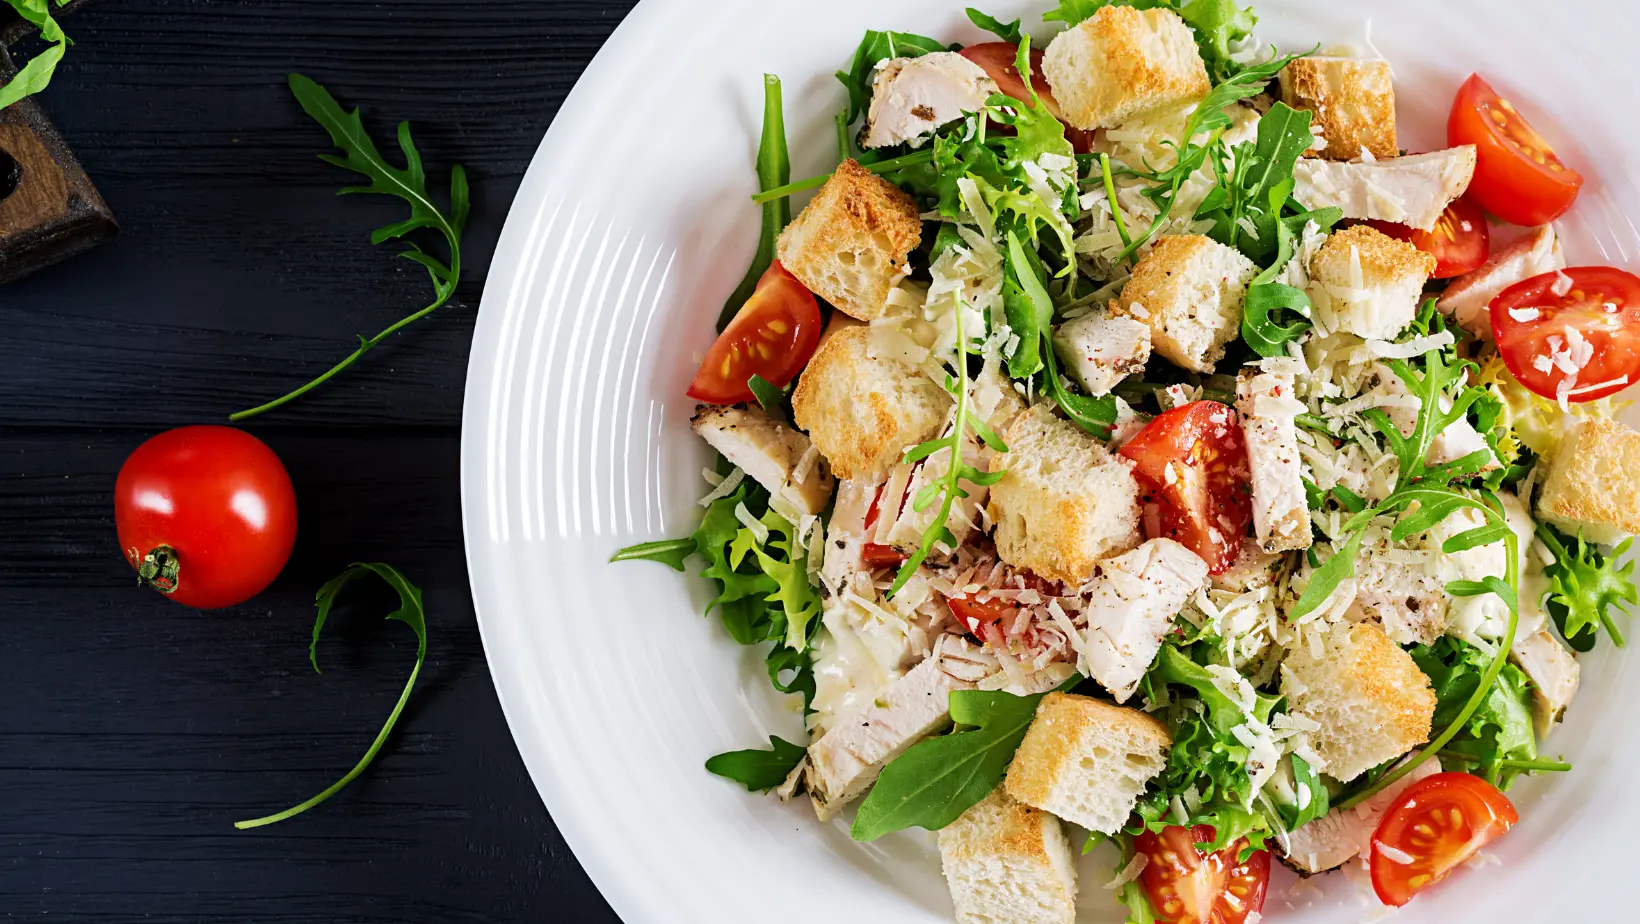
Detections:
1279,757,1443,874
862,52,998,149
1438,225,1564,338
1510,629,1581,739
1237,368,1312,553
1080,539,1209,702
1211,540,1287,593
1293,147,1478,231
692,404,835,520
1052,311,1151,397
819,477,878,595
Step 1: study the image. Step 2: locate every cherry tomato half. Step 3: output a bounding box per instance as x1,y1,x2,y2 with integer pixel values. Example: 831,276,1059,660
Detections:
114,426,298,610
1370,772,1518,907
958,43,1096,153
1490,266,1640,403
1365,197,1491,279
1137,825,1270,924
1448,74,1583,226
1118,401,1252,574
687,261,822,405
860,480,909,568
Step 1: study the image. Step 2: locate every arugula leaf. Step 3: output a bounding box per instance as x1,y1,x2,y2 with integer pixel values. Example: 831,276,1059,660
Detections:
1177,0,1258,83
0,0,71,109
747,373,786,416
233,75,468,420
1410,637,1538,789
1539,526,1634,650
966,8,1025,43
706,736,807,792
235,563,427,829
836,29,952,126
1005,231,1055,377
1203,103,1313,260
1042,0,1171,25
609,537,696,571
719,75,792,330
1285,754,1330,829
852,687,1052,840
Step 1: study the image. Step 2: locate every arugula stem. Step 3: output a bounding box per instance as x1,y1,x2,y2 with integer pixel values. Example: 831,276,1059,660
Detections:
751,149,935,204
1437,752,1572,773
235,655,421,829
1295,413,1335,436
1098,154,1132,249
230,280,457,421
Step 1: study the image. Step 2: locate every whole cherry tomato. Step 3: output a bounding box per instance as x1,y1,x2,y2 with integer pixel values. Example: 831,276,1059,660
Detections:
114,426,298,609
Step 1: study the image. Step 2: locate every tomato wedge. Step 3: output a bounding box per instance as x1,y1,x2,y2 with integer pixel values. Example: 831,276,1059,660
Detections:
947,595,1015,638
1117,401,1252,574
1370,773,1518,907
687,261,822,405
958,43,1095,154
1490,266,1640,403
1365,197,1490,279
860,480,909,568
1448,74,1583,226
1137,825,1269,924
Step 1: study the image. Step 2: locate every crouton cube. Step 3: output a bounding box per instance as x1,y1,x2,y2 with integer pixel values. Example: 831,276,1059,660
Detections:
1042,5,1209,130
986,406,1143,584
1308,225,1435,341
1536,417,1640,545
1282,622,1436,782
691,404,834,520
939,788,1078,924
1292,147,1477,232
1005,693,1170,834
776,159,922,321
1080,539,1208,702
1113,235,1256,373
1236,369,1311,553
792,323,950,481
1279,57,1398,161
1052,312,1152,397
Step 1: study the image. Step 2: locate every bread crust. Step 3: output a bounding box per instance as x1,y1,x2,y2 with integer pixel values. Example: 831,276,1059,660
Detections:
1537,417,1640,539
776,159,921,321
1042,5,1209,130
1280,57,1398,161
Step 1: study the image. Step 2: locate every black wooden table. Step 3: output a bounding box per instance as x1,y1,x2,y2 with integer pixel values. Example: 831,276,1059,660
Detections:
1,1,636,919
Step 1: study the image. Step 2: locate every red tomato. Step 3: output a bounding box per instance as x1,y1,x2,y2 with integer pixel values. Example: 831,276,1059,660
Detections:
687,261,822,405
1118,402,1252,574
861,481,909,568
1490,266,1640,403
1448,74,1583,226
114,426,298,610
947,595,1014,638
1137,825,1270,924
958,43,1096,154
1370,772,1518,907
1364,197,1490,279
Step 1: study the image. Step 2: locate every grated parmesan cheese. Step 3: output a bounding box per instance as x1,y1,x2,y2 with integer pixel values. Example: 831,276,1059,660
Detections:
698,467,745,506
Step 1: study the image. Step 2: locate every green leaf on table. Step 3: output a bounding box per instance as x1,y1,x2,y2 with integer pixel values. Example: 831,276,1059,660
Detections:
609,537,697,571
718,74,792,330
235,563,428,829
706,736,808,792
852,687,1053,841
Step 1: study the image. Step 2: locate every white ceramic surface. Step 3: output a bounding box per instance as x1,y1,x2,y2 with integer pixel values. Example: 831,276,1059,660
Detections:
461,2,1640,921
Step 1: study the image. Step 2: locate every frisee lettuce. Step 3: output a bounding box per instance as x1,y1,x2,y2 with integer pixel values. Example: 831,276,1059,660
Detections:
1539,525,1635,651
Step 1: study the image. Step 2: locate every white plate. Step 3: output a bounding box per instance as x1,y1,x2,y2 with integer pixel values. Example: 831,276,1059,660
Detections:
461,1,1640,921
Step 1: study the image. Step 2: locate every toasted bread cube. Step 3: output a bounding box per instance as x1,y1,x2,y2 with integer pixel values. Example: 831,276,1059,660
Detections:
1237,369,1312,553
1292,147,1477,232
1005,693,1170,834
1536,417,1640,545
776,159,922,321
1041,5,1209,131
691,404,834,520
1438,225,1564,338
1281,622,1436,782
1112,235,1256,373
986,406,1143,584
792,323,950,481
1308,225,1435,341
939,788,1078,924
1510,629,1581,738
862,52,998,149
1279,57,1398,161
1081,539,1209,702
1051,312,1152,397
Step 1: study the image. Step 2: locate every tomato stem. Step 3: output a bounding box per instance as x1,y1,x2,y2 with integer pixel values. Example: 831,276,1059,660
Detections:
136,545,181,595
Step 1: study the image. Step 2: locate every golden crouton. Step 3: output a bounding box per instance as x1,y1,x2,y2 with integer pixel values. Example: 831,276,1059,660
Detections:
775,159,922,322
1041,5,1210,130
1536,417,1640,545
1282,622,1436,782
1280,57,1398,161
1308,225,1436,340
1112,235,1256,373
938,788,1078,924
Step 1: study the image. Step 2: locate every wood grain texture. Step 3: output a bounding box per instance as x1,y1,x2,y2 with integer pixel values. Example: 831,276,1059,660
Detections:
0,0,639,920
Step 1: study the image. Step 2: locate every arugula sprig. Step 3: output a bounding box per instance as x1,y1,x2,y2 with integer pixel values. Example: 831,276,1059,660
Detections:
706,735,807,792
718,75,792,330
1411,637,1540,790
966,8,1025,44
233,75,469,420
1290,340,1526,809
236,563,427,829
0,0,71,109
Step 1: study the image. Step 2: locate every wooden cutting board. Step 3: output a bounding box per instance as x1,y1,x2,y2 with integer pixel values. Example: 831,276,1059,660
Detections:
0,2,116,284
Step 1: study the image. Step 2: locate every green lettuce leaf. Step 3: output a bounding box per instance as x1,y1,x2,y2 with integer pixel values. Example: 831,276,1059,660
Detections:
706,736,808,792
